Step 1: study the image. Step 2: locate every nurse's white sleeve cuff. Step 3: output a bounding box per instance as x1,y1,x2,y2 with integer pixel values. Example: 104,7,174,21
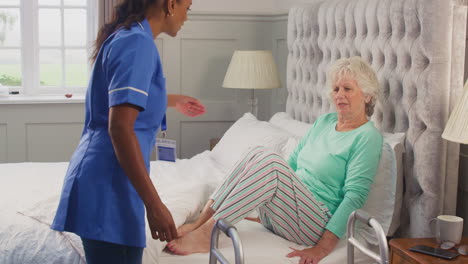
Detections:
109,87,148,97
108,86,149,110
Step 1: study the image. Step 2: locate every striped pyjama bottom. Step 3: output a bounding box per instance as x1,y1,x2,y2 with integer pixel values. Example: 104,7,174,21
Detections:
211,146,332,246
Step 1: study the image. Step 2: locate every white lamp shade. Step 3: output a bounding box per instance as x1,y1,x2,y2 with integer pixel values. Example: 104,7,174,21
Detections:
442,80,468,144
222,50,281,89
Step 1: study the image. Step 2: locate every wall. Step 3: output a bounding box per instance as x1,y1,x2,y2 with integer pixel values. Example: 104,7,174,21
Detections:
0,12,289,162
192,0,275,12
0,102,85,163
457,18,468,236
274,0,315,12
157,12,287,159
191,0,317,13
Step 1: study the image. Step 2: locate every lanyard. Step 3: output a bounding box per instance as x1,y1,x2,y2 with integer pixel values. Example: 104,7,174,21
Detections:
161,114,167,138
156,113,176,162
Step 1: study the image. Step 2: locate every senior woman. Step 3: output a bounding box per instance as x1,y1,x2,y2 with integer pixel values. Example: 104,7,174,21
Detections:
167,56,383,264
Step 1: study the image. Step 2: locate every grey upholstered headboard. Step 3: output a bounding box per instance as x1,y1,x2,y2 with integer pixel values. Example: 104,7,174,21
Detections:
286,0,467,237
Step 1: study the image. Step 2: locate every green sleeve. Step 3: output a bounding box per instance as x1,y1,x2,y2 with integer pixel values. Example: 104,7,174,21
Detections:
325,132,383,238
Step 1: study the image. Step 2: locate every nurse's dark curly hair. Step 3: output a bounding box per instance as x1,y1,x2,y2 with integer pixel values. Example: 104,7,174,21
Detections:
91,0,179,62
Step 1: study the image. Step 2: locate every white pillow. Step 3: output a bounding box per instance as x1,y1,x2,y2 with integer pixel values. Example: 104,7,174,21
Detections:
211,112,292,172
379,132,405,236
358,132,406,245
269,112,312,138
269,112,406,241
279,136,301,160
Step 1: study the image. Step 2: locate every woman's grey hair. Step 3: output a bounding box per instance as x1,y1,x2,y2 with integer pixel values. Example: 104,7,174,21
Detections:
327,56,381,117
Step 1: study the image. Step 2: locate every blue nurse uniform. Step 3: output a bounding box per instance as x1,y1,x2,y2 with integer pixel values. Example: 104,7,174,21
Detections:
51,19,166,248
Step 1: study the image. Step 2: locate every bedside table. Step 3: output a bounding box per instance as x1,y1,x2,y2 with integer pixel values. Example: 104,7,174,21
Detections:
389,237,468,264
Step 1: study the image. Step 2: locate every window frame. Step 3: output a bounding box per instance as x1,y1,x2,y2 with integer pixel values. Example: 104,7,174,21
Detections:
0,3,22,91
1,0,98,96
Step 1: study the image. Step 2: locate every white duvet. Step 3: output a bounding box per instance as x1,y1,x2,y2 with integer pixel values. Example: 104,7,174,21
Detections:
0,151,375,264
0,151,221,264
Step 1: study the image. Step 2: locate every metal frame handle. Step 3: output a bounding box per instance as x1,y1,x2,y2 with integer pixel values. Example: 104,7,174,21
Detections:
209,219,244,264
347,209,389,264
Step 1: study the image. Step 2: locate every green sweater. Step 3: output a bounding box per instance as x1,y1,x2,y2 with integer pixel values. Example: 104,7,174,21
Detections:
288,113,383,238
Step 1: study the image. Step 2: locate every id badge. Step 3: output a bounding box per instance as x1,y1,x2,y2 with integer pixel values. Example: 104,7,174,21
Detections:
155,138,177,162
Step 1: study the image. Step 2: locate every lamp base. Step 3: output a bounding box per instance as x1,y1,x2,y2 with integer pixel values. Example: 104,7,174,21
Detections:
248,95,258,117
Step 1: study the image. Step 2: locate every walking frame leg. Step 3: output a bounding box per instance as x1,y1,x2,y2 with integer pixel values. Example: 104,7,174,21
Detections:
347,209,389,264
209,219,244,264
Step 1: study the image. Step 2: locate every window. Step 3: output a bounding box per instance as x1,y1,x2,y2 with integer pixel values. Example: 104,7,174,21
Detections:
0,0,97,95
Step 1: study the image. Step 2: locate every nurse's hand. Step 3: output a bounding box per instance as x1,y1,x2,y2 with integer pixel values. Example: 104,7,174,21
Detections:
147,202,178,242
174,95,206,117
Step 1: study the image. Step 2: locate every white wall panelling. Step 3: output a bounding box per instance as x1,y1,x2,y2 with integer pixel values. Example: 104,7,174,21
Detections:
192,0,275,12
0,12,288,162
25,123,84,162
0,103,84,163
190,0,318,12
270,16,289,114
155,12,288,158
274,0,321,12
0,124,6,162
179,121,234,158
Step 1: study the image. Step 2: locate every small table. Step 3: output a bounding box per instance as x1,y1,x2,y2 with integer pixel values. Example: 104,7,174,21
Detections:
389,237,468,264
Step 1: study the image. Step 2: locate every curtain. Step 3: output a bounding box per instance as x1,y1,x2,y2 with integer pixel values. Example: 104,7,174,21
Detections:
98,0,121,28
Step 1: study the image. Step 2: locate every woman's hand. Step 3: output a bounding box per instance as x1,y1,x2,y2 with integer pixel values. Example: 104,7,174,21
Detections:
286,246,329,264
287,230,338,264
173,95,206,117
146,201,178,242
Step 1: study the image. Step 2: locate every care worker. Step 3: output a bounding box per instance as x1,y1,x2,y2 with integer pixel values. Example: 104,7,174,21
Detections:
51,0,205,263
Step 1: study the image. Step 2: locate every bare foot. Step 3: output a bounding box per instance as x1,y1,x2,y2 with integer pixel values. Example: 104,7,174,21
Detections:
167,220,214,255
177,222,198,237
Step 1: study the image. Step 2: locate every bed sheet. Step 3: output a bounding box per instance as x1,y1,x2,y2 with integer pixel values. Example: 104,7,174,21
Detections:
0,152,377,264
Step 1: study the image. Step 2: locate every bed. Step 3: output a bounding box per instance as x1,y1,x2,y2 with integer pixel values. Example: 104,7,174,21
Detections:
0,0,466,263
0,112,403,264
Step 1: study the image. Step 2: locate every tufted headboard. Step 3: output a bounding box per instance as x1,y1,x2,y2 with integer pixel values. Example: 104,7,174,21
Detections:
286,0,467,237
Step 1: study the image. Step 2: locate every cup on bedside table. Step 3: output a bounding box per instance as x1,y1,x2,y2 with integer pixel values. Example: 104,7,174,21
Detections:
430,215,463,245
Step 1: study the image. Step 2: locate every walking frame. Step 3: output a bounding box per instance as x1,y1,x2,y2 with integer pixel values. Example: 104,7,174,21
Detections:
209,209,389,264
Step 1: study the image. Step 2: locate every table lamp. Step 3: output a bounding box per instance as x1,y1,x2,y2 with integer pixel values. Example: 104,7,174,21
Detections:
222,50,281,117
442,80,468,144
